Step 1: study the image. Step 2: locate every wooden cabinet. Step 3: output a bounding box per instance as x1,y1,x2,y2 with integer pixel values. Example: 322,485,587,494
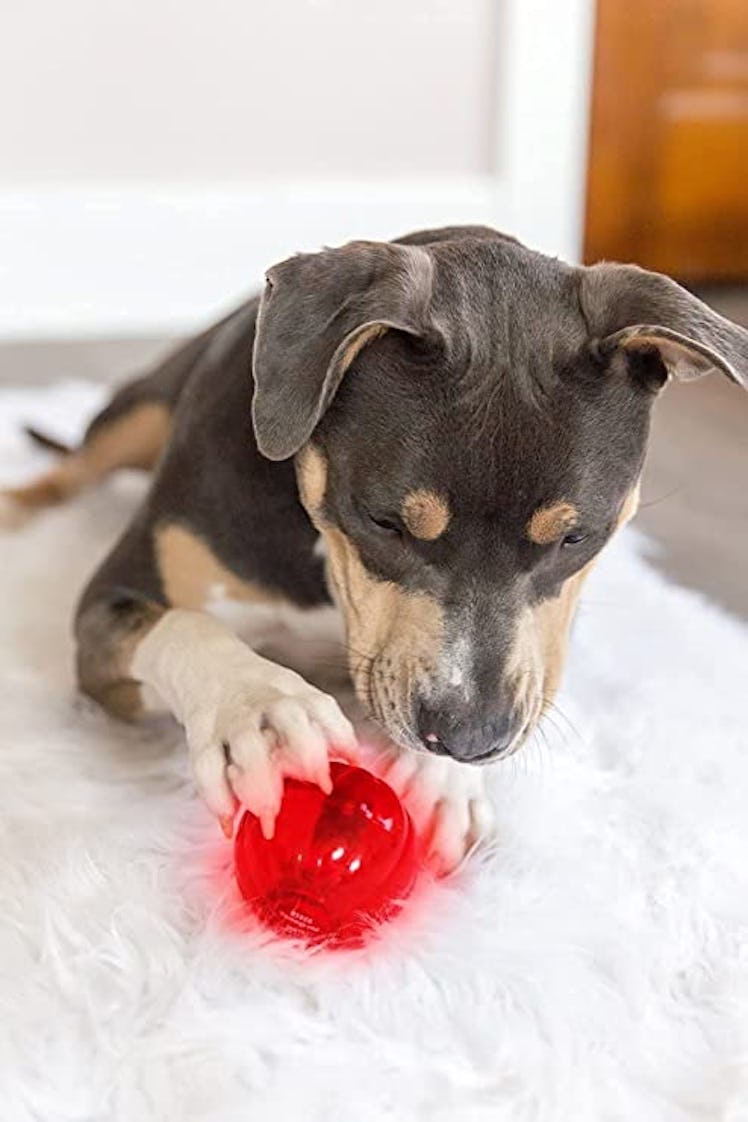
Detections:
584,0,748,281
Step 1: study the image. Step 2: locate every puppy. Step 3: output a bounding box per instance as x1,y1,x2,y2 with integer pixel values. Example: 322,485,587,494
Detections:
3,225,746,872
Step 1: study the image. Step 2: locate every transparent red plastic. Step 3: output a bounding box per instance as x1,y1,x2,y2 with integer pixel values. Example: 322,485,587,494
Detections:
234,762,417,947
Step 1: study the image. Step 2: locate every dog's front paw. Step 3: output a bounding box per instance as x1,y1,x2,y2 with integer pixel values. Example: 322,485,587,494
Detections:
381,751,496,876
186,662,357,839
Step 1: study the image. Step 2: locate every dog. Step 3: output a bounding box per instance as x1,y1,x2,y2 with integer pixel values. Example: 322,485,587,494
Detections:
3,225,746,872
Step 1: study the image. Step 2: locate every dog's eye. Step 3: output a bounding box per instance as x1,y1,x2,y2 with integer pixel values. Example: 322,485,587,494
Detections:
368,513,404,537
561,530,588,547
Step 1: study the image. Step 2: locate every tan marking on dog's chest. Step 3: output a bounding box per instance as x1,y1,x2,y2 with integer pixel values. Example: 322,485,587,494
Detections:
155,523,282,611
526,501,579,545
402,489,451,541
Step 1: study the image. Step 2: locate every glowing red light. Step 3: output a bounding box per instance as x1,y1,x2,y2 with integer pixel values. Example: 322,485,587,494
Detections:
234,762,418,947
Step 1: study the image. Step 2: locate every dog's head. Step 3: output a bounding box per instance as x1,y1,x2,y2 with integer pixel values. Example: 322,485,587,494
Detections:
252,226,748,762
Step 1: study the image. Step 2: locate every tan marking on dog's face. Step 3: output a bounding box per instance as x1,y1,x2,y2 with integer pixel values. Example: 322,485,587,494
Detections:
3,402,171,514
320,523,443,737
537,560,595,704
526,501,579,546
295,444,328,521
339,323,389,374
296,448,441,730
502,557,596,743
511,482,643,729
401,489,451,541
155,523,282,611
617,480,641,527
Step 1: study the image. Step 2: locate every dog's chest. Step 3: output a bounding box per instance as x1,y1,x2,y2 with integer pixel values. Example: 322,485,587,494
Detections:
204,588,347,684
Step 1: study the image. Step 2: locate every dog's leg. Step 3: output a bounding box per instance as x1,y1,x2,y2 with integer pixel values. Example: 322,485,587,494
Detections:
77,556,487,867
0,302,256,529
76,582,356,838
132,609,356,836
76,534,487,867
0,397,172,529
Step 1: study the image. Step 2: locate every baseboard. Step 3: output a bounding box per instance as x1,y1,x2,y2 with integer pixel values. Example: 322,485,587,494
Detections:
0,179,508,340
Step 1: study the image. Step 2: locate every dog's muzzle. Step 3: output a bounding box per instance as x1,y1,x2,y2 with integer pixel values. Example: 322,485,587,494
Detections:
414,695,521,763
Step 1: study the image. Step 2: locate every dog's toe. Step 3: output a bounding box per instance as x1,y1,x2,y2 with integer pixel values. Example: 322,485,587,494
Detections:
381,750,496,876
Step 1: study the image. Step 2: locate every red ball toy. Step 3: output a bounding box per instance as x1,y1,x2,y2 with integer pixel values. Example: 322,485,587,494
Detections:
234,762,418,947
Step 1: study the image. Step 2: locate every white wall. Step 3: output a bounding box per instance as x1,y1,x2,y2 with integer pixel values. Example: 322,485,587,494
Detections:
0,0,498,181
0,0,595,339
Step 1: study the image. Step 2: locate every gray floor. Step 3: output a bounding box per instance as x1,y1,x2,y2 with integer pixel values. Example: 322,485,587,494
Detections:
636,288,748,620
1,289,747,620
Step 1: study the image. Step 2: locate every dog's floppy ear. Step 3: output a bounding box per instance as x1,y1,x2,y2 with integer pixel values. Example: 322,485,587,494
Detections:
580,262,748,391
252,240,437,460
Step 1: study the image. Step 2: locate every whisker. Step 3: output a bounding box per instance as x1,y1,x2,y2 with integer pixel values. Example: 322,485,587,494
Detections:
542,698,582,744
531,724,551,773
540,710,567,748
638,486,683,510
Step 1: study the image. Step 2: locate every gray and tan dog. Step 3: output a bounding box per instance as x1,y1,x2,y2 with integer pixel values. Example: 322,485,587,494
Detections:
4,225,747,871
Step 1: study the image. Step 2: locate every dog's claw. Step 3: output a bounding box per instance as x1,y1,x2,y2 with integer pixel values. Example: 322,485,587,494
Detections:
381,750,496,875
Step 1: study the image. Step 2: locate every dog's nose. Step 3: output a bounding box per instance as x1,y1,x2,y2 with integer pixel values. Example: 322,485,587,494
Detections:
415,699,516,762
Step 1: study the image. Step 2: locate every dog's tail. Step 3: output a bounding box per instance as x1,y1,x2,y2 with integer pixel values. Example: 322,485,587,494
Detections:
0,300,256,531
23,425,73,456
0,396,173,530
1,337,203,531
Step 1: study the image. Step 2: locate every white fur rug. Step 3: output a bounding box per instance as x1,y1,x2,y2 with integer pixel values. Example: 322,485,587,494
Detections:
2,381,748,1122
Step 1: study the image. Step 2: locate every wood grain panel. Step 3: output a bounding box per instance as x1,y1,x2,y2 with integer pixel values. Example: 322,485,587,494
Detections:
585,0,748,282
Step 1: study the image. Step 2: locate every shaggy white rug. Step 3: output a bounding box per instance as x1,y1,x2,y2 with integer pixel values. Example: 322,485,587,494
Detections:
1,381,747,1122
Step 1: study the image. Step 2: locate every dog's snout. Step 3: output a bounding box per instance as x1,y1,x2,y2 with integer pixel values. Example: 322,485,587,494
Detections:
415,697,516,763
